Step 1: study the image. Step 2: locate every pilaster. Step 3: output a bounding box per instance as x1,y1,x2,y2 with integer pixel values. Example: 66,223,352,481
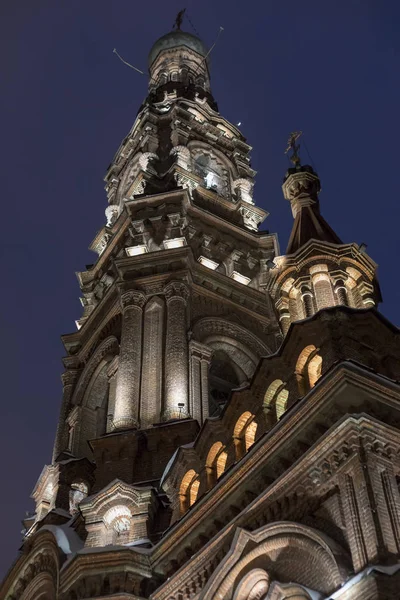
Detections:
189,340,213,424
140,296,165,427
163,281,190,421
52,369,80,462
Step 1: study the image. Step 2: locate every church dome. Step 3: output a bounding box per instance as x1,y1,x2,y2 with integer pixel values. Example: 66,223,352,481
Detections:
148,31,208,69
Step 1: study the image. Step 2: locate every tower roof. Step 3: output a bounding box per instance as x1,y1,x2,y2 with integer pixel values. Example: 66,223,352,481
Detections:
286,204,342,254
282,164,342,254
148,30,209,69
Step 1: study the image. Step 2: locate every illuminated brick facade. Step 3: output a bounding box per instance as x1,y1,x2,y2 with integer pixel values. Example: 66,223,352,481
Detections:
1,26,399,600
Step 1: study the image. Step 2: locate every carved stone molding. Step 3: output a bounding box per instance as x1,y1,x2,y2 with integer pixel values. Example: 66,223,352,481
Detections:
139,151,158,172
233,178,254,204
164,281,190,304
170,145,192,170
120,290,146,312
239,205,265,231
61,369,80,388
71,336,119,407
105,205,119,227
192,317,271,357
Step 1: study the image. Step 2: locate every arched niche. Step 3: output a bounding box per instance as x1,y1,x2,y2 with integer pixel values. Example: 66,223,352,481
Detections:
188,141,237,198
201,522,350,600
208,347,246,416
20,572,56,600
70,336,119,459
12,532,59,600
192,318,270,416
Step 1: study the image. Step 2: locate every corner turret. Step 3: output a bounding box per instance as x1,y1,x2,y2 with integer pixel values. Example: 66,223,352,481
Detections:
267,134,381,335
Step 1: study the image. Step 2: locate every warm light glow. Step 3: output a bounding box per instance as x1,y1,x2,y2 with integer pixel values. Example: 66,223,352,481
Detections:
126,244,148,256
205,172,216,189
231,271,251,285
198,256,218,270
104,505,131,526
163,237,186,249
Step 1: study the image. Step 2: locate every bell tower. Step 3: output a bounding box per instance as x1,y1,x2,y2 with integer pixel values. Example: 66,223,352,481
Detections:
26,23,279,549
6,20,400,600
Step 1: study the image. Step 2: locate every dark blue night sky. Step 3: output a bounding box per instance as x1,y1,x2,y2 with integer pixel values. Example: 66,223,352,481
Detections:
1,0,399,577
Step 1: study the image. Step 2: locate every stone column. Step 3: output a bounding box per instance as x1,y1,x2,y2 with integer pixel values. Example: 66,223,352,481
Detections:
113,290,146,430
163,281,189,420
189,340,212,424
276,298,291,336
301,286,314,317
334,280,349,306
52,370,79,462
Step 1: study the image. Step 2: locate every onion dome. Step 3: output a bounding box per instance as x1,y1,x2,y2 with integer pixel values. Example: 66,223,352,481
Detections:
148,31,208,69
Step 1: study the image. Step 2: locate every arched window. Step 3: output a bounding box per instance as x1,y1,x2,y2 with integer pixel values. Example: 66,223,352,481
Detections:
193,153,229,197
104,505,131,545
179,469,200,515
245,421,257,450
233,412,257,459
206,442,228,488
295,345,323,395
264,380,289,421
69,481,88,515
208,350,245,416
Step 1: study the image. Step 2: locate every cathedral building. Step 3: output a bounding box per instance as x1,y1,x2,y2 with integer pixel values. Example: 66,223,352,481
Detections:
2,23,400,600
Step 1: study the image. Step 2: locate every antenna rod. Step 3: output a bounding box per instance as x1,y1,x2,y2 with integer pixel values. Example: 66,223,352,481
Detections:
113,48,145,75
203,26,224,62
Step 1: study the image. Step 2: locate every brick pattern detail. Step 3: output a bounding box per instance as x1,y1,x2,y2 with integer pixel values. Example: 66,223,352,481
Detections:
113,291,146,429
164,282,189,420
140,296,164,427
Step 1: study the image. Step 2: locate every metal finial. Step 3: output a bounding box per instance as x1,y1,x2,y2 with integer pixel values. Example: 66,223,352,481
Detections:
173,8,186,30
285,131,302,166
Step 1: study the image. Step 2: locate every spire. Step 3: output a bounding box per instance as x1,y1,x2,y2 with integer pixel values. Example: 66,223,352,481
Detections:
282,133,342,254
173,8,186,30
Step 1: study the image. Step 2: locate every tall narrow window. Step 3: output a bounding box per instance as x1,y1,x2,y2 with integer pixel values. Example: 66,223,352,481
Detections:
206,442,228,488
233,412,257,459
295,345,323,395
264,380,289,421
179,469,200,515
